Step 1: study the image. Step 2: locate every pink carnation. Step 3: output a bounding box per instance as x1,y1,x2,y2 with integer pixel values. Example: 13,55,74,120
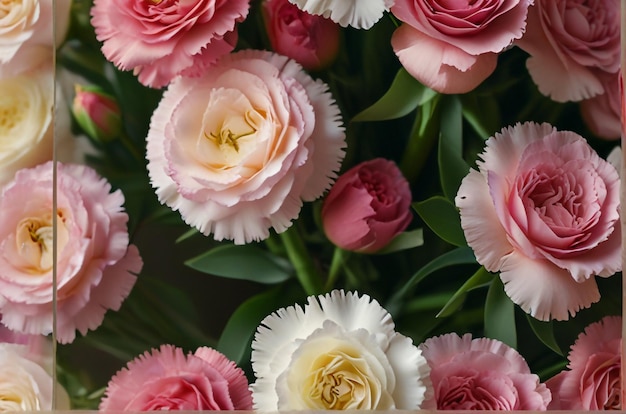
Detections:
546,316,621,410
322,158,412,253
0,161,142,343
455,122,621,321
146,49,345,244
420,333,551,410
90,0,251,88
99,345,253,411
516,0,620,102
391,0,532,94
262,0,340,71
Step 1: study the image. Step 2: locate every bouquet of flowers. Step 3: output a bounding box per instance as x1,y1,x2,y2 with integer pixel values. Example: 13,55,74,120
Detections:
0,0,622,411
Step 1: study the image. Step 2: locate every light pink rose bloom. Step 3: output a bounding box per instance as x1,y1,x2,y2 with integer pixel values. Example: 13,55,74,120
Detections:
516,0,620,102
455,122,621,321
580,71,620,140
322,158,412,253
419,333,551,410
146,50,346,244
546,316,621,410
0,0,71,71
99,345,253,411
263,0,340,71
0,161,143,343
391,0,533,94
90,0,251,89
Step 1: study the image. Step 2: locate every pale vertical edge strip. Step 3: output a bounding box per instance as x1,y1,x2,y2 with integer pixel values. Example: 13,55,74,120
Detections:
622,0,626,406
51,0,59,408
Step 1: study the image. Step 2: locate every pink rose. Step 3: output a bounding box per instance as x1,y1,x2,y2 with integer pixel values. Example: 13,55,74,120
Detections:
146,50,345,244
99,345,253,411
546,316,621,410
419,333,551,410
580,71,620,140
455,122,621,321
0,161,143,343
262,0,340,71
321,158,412,253
515,0,620,102
90,0,251,88
391,0,532,94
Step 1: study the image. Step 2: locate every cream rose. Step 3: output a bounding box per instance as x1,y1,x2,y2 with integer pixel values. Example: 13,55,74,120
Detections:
0,62,52,184
0,343,64,411
0,0,71,67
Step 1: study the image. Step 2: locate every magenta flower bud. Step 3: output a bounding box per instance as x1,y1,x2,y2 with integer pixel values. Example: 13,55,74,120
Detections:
262,0,340,71
72,84,122,143
322,158,413,253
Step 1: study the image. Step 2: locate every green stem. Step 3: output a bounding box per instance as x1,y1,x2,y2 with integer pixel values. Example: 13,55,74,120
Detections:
399,95,441,183
119,132,144,163
325,247,348,291
279,227,323,296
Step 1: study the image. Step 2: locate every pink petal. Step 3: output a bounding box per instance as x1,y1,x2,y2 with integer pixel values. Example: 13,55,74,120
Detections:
499,251,600,321
455,170,512,271
392,24,497,94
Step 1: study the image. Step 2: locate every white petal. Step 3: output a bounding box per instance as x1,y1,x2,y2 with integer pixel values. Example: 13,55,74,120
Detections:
288,0,394,29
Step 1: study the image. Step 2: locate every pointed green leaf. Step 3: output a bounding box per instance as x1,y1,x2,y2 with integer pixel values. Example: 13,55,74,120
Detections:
526,316,563,356
438,95,470,200
386,246,476,314
375,228,424,254
484,277,516,348
185,244,292,284
217,287,293,365
352,68,438,122
437,266,493,318
412,196,466,247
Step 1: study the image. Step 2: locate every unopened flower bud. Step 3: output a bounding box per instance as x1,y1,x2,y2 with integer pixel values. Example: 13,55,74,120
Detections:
72,85,121,143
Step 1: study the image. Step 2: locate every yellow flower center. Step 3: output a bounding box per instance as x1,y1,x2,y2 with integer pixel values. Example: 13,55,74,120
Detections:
0,93,28,137
306,352,367,410
0,0,22,19
15,211,68,273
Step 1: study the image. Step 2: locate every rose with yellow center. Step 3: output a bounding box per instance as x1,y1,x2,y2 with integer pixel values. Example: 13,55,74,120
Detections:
0,162,142,343
251,290,432,410
147,50,345,244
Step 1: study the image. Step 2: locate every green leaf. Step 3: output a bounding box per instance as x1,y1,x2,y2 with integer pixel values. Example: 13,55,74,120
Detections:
185,244,293,284
437,266,493,318
175,228,198,243
217,287,293,365
375,228,424,254
460,93,501,140
412,196,466,247
526,316,563,356
438,95,470,200
484,277,516,348
386,246,477,314
352,68,438,122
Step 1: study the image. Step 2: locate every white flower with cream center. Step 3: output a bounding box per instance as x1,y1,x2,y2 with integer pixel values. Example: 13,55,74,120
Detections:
251,290,431,410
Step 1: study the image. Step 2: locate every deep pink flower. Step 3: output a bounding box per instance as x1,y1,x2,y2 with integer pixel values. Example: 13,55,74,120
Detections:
90,0,251,88
455,122,621,321
391,0,533,94
72,84,122,143
580,71,620,140
322,158,412,253
420,333,551,410
546,316,621,410
0,161,142,343
516,0,620,102
99,345,253,411
262,0,340,71
146,50,345,244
